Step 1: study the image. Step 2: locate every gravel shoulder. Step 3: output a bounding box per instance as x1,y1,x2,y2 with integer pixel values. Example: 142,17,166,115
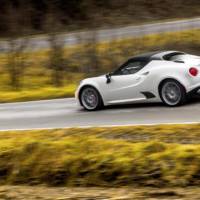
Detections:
0,186,200,200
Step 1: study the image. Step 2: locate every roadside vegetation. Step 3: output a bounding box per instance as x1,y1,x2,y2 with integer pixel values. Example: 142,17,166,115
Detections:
1,124,200,186
0,29,199,102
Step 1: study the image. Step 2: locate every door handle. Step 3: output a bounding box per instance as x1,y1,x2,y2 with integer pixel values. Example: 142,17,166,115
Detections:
141,71,149,76
136,71,149,81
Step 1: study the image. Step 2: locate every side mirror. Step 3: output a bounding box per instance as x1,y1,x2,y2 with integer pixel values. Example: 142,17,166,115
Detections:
106,73,111,84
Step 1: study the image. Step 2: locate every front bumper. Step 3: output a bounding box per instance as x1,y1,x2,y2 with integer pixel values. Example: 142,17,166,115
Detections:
75,87,82,106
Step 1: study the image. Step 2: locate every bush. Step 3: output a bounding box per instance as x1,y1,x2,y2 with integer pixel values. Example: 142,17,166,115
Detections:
0,124,200,186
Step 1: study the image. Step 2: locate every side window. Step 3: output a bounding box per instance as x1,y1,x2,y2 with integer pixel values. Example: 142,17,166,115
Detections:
114,60,147,75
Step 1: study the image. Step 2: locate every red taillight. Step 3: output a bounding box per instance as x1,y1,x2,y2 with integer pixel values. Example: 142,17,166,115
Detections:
189,67,198,76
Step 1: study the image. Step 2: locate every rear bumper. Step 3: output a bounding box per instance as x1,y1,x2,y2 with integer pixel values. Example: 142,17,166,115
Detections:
187,86,200,96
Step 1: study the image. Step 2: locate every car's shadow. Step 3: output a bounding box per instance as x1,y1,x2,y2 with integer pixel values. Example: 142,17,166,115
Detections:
106,102,163,110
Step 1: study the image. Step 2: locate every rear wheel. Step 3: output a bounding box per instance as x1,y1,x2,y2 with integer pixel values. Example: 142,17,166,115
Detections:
160,80,187,106
80,86,103,111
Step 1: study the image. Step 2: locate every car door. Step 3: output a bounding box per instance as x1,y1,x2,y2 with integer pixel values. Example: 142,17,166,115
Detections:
104,59,149,104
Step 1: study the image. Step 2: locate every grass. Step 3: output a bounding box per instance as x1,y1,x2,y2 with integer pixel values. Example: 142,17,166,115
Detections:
0,29,199,102
0,85,76,103
0,124,200,186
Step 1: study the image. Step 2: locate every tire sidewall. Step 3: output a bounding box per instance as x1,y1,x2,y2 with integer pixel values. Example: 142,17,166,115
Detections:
159,80,186,106
80,86,103,111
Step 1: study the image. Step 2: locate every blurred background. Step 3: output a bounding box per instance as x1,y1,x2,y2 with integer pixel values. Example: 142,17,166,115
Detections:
0,2,200,199
0,0,199,102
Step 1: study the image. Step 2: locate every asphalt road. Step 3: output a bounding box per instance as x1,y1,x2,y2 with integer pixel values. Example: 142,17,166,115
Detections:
0,17,200,51
0,97,200,131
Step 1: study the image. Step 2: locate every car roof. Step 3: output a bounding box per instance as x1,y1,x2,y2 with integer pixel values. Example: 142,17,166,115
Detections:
132,51,184,61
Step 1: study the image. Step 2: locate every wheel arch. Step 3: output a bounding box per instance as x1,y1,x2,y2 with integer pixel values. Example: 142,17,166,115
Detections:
158,78,186,97
78,84,104,106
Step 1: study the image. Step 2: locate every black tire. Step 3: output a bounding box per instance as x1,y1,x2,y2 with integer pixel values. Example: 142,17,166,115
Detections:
80,86,103,111
159,79,187,107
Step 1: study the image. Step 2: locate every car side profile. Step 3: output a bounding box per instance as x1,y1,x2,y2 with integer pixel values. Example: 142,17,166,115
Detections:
75,51,200,111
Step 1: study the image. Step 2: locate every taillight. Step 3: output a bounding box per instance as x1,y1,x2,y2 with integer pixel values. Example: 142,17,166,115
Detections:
189,67,198,76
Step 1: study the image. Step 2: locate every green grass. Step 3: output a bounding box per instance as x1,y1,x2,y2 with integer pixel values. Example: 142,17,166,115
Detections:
0,29,199,102
0,124,200,186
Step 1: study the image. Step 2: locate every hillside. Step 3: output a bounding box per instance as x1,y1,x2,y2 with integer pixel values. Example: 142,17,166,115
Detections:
0,0,200,37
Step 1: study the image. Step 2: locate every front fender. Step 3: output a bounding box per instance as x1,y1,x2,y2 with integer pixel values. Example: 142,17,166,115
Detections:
75,77,106,105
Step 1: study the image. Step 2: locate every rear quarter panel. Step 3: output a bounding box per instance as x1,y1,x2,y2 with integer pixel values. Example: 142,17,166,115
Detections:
139,60,193,99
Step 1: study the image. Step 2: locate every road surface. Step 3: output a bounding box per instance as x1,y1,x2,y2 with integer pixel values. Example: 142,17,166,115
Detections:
0,97,200,131
0,17,200,51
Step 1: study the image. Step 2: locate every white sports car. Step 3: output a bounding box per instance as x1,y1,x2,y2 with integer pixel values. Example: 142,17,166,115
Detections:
75,51,200,111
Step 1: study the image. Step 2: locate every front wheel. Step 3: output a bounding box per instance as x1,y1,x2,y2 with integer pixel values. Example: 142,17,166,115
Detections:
160,80,187,106
80,86,103,111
